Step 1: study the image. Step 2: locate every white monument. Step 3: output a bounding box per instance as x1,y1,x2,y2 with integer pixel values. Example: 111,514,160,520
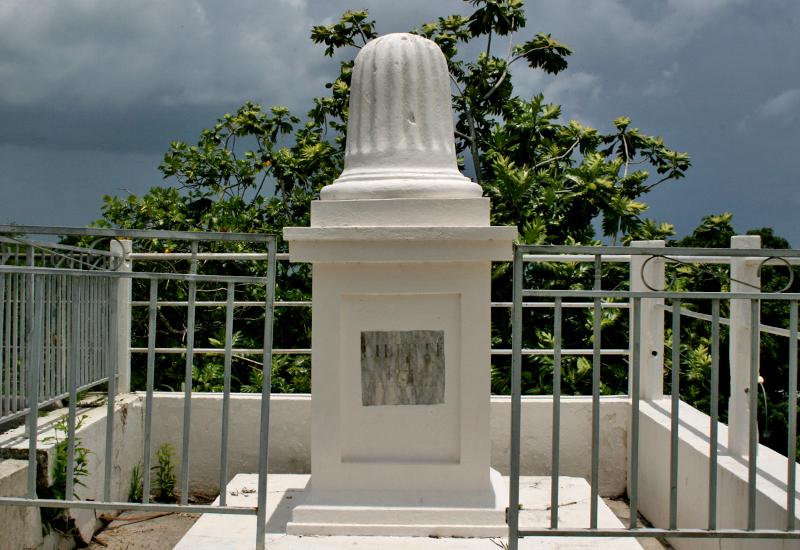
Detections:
284,32,517,536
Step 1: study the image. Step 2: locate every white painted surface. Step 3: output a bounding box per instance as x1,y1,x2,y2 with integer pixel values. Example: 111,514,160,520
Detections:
146,393,312,495
286,469,507,536
629,240,665,399
4,393,797,547
320,33,481,200
492,396,630,496
283,226,517,263
0,394,143,547
0,459,43,550
311,197,490,227
176,473,642,549
144,393,630,497
111,238,132,393
728,235,762,457
285,30,516,533
304,261,500,510
637,398,800,549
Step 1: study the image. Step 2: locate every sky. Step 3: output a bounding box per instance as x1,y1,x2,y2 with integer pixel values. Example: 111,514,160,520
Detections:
0,0,798,244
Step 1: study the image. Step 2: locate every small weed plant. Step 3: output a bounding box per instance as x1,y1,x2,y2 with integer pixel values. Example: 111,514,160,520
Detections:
153,443,176,502
39,415,90,536
128,462,144,503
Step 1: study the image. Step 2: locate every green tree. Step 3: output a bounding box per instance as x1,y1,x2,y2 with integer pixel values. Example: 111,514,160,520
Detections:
97,1,690,396
667,213,800,460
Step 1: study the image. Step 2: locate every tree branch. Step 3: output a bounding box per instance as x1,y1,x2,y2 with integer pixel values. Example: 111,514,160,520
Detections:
354,22,369,46
454,129,473,142
449,73,482,183
533,138,579,170
643,174,673,192
622,135,630,177
482,33,515,102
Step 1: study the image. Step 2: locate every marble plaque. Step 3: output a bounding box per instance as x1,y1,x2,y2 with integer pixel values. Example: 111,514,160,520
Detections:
361,330,445,406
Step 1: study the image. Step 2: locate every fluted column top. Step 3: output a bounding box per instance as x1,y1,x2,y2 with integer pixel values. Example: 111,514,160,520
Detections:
320,33,482,200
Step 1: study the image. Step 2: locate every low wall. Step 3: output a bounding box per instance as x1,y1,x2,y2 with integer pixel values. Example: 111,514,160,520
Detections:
637,399,800,550
147,393,630,497
4,392,799,548
0,394,144,549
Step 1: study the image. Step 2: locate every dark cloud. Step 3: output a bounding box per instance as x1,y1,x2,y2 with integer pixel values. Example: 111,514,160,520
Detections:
0,0,798,244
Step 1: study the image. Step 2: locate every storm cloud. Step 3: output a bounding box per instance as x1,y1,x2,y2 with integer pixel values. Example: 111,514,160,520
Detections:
0,0,798,243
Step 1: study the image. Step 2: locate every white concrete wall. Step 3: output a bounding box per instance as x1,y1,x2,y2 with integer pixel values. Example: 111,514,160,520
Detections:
5,391,799,548
146,393,311,496
491,396,629,496
0,459,43,550
147,393,630,497
638,399,800,550
0,394,144,549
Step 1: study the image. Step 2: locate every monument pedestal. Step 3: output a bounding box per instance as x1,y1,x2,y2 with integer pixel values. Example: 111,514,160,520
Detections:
285,470,507,537
284,201,515,536
284,32,517,537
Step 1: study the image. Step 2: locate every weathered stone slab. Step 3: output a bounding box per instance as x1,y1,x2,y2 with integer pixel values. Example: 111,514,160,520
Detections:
360,330,444,406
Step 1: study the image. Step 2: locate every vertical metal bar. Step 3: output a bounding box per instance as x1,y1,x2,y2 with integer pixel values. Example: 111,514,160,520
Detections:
180,241,199,505
86,275,91,388
94,276,99,385
15,271,23,417
55,275,61,397
26,275,40,498
47,274,54,400
3,273,11,416
92,276,98,385
42,274,49,402
747,298,760,530
61,275,67,396
89,275,95,386
255,240,277,550
53,275,59,399
550,297,562,529
142,279,158,505
103,276,118,502
15,271,22,417
66,278,79,500
21,250,32,420
80,277,86,390
669,299,681,530
507,246,524,550
788,300,798,531
629,297,642,529
709,299,720,530
218,282,235,507
590,254,602,528
0,274,5,418
46,274,52,402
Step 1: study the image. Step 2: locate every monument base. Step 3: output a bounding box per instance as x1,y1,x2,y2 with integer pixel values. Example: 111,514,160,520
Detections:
286,468,507,537
176,473,644,549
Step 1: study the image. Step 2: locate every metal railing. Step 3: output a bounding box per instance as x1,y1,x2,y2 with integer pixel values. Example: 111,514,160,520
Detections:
0,234,122,424
126,252,311,358
507,243,800,547
0,226,277,550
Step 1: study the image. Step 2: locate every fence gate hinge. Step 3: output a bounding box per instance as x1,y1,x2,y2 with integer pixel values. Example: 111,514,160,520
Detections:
505,506,509,524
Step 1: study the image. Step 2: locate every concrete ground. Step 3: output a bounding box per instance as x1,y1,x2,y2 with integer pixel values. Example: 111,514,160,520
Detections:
80,475,670,549
173,474,652,549
87,511,200,549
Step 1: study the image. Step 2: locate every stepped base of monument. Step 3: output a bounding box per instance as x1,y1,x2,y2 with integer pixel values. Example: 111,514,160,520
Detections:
287,467,506,536
175,473,643,549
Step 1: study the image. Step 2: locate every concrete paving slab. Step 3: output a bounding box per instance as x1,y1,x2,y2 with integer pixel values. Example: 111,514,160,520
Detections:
176,474,643,549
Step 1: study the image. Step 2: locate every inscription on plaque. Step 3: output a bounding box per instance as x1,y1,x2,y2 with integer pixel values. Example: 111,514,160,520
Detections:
361,330,445,406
